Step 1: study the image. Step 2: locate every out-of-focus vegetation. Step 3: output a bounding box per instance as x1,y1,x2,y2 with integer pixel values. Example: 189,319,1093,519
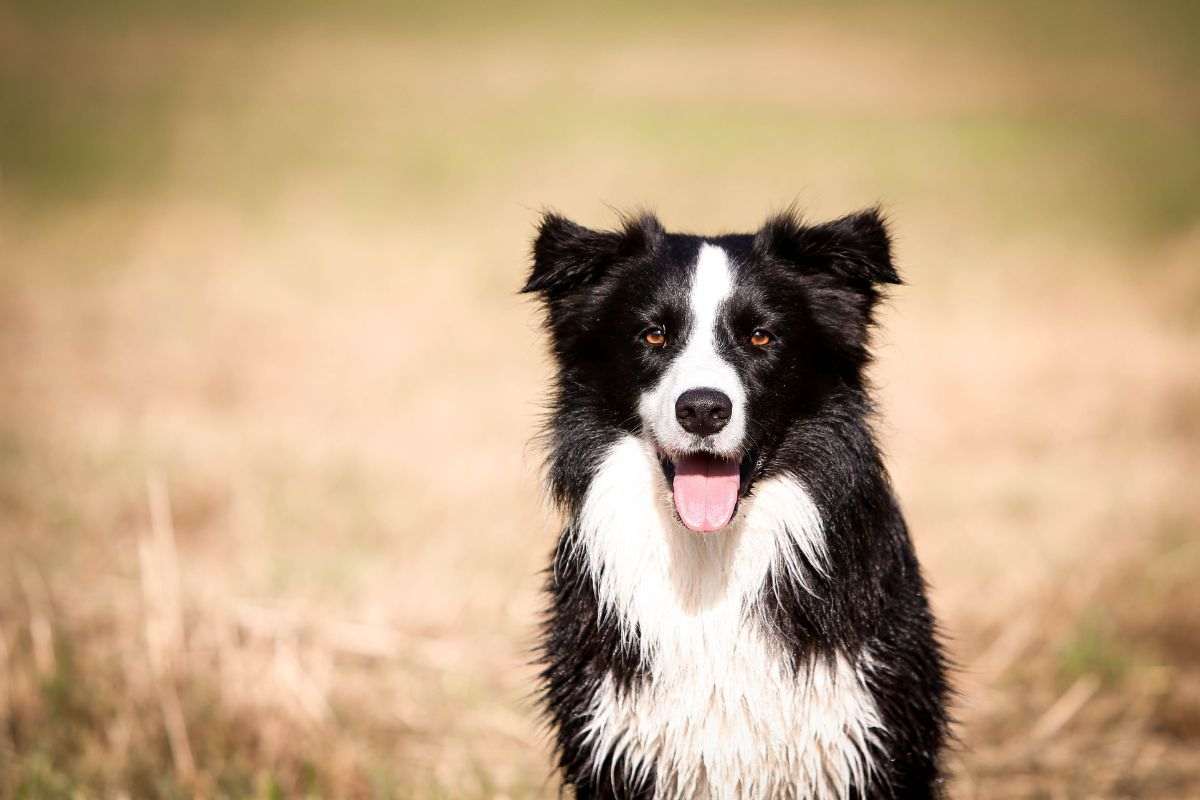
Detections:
1,1,1198,797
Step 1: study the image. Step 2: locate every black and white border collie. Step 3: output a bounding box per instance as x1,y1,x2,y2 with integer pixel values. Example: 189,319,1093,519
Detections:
523,207,949,800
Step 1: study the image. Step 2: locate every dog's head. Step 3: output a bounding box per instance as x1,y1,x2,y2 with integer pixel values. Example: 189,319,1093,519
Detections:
523,208,899,533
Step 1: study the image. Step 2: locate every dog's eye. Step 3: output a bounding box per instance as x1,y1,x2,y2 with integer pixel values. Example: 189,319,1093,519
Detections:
750,329,773,347
642,327,667,348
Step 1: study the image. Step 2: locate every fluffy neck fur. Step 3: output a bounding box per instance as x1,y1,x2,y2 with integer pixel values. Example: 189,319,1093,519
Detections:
569,434,882,800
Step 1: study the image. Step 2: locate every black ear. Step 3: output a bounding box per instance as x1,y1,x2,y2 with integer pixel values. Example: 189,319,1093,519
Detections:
522,211,663,298
753,206,900,287
754,206,901,366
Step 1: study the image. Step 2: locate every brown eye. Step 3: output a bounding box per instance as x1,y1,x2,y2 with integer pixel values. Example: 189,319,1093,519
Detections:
643,327,667,347
750,329,772,347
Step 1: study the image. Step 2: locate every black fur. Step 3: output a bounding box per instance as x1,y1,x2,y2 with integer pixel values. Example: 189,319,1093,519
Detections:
524,207,950,799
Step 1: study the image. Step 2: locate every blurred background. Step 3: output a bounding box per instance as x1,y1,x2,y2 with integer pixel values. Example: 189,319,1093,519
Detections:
1,1,1198,797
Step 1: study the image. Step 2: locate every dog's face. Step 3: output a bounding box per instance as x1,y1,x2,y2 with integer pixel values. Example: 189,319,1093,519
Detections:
524,209,898,533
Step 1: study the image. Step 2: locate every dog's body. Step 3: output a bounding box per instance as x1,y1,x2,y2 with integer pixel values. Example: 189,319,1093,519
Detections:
524,209,949,799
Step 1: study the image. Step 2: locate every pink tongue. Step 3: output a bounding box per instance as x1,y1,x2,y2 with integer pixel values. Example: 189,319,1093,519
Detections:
672,454,741,533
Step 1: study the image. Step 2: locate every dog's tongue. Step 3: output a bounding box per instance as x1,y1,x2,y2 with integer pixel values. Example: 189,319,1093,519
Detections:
672,454,740,533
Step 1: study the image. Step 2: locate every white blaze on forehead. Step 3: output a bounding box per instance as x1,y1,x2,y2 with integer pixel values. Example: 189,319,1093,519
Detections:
691,243,733,332
639,243,746,456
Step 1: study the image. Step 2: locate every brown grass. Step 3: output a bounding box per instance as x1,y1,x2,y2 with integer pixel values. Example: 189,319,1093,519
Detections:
1,2,1198,797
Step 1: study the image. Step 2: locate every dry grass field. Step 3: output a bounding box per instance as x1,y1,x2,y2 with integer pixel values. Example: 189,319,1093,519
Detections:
2,1,1199,797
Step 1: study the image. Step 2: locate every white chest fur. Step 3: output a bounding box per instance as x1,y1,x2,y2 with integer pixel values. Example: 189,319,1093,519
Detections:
574,436,882,800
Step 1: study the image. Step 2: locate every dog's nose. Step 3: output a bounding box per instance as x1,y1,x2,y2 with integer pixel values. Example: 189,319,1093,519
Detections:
675,388,732,436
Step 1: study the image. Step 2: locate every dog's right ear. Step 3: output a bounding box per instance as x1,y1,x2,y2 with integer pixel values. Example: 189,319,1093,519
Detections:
522,211,663,299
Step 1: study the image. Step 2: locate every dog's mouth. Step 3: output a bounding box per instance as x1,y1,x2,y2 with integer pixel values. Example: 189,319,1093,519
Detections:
658,449,757,534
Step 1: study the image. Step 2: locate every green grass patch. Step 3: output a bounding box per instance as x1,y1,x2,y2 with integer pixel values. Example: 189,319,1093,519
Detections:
1057,609,1131,687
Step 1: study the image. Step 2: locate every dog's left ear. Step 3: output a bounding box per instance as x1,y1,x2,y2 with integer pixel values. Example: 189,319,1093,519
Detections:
754,206,901,363
753,206,900,288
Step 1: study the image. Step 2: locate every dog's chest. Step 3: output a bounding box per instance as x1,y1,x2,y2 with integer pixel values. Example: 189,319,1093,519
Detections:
586,622,881,800
577,436,882,799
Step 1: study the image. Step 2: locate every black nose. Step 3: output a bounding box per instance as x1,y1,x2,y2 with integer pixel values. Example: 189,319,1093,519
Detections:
675,388,732,436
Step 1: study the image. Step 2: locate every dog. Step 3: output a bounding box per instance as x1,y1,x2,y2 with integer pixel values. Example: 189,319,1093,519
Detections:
522,207,949,799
